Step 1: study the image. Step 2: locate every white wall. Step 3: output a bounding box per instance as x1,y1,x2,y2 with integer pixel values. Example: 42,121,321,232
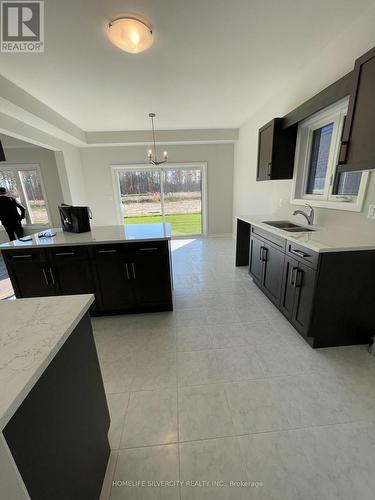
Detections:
233,4,375,233
54,147,87,206
1,147,64,226
0,113,88,210
80,143,234,235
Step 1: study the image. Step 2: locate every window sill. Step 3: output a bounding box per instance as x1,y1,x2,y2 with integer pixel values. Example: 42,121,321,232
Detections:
291,198,363,212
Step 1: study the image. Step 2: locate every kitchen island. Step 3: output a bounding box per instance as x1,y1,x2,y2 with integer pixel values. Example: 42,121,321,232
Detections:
0,223,173,315
0,295,110,500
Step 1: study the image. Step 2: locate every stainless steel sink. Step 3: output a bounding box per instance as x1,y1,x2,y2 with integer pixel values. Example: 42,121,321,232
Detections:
263,220,315,232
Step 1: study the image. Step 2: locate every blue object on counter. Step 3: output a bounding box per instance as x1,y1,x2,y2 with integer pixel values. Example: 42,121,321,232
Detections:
38,230,57,238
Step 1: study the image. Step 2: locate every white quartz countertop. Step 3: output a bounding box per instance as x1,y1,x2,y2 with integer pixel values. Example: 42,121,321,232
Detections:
0,294,94,430
238,215,375,253
0,223,171,249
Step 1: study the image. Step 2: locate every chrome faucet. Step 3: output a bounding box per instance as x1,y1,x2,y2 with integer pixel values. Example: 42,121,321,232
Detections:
292,204,315,226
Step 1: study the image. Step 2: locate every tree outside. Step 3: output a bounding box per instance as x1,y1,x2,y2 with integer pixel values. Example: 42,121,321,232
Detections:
118,168,203,235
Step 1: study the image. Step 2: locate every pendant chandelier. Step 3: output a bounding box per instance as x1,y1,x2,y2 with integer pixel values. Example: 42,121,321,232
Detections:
147,113,168,166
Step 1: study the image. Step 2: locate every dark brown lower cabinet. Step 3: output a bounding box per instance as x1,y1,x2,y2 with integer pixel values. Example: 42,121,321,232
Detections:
249,235,263,286
281,256,316,342
243,221,375,348
50,247,95,297
92,251,136,312
261,244,285,306
132,250,173,310
249,235,284,307
2,240,173,315
10,260,56,298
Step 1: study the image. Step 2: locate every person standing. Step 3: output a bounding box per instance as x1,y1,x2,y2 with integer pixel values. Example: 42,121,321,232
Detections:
0,187,26,241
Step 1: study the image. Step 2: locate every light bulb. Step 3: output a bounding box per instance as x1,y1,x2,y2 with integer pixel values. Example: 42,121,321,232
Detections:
130,31,140,47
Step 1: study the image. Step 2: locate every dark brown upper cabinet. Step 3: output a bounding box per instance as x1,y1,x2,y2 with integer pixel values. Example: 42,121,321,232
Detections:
256,118,297,181
337,46,375,172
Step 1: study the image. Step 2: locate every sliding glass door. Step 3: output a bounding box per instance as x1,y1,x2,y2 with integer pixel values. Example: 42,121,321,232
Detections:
117,169,162,223
115,166,204,236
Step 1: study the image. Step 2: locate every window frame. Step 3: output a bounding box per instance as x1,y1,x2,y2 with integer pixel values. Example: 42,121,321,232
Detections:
291,98,369,212
0,164,51,227
110,162,208,237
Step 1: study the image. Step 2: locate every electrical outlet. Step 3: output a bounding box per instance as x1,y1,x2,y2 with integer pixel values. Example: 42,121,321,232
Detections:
367,204,375,219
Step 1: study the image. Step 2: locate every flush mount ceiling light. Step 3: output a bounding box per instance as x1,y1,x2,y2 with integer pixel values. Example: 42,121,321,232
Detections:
147,113,168,166
108,17,153,54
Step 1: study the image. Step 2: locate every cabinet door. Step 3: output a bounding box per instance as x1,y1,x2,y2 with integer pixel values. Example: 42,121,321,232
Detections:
338,46,375,172
257,119,297,181
132,251,172,311
48,248,96,299
261,244,285,307
92,251,135,312
280,256,298,320
10,262,56,298
291,262,316,337
249,236,264,286
257,121,274,180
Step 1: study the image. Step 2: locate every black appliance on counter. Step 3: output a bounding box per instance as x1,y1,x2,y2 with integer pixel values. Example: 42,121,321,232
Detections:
59,204,92,233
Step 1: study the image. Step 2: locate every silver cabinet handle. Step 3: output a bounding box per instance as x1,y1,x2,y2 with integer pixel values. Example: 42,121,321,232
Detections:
261,247,268,262
55,252,75,256
290,249,309,259
295,269,304,288
267,162,272,176
98,249,117,253
49,267,55,285
289,267,298,286
259,246,264,261
139,247,158,251
125,263,130,280
13,254,33,259
132,263,136,279
42,268,49,285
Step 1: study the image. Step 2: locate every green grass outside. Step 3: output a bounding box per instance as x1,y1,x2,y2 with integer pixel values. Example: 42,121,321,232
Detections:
125,212,202,235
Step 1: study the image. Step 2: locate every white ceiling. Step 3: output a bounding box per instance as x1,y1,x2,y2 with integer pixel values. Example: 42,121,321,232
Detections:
0,0,374,131
0,133,39,149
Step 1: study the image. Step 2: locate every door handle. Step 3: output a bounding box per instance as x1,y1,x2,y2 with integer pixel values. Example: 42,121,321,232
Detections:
289,266,298,287
261,247,268,262
132,263,136,279
49,267,55,285
259,246,264,261
295,269,303,288
125,263,130,280
267,162,272,176
42,268,49,286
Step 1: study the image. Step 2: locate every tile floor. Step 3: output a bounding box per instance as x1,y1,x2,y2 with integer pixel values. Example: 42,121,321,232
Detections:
94,237,375,500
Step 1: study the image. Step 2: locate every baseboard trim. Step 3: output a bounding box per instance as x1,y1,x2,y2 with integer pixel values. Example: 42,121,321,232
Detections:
207,233,233,238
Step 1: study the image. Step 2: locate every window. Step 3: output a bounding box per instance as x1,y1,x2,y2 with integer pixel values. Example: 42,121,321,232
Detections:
0,165,50,225
112,165,206,236
305,123,333,195
291,98,369,212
